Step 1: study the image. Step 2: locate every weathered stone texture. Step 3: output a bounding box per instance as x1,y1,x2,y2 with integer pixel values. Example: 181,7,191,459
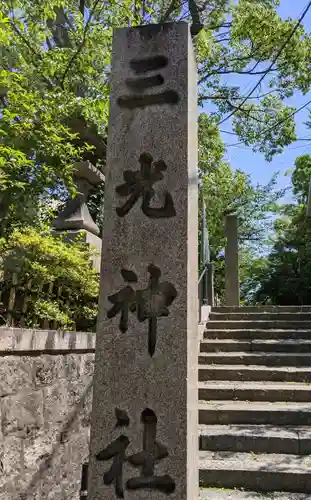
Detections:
89,21,198,500
1,389,44,438
0,357,34,397
0,328,95,499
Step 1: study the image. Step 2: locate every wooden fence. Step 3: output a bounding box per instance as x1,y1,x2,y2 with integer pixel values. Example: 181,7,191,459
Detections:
0,273,77,330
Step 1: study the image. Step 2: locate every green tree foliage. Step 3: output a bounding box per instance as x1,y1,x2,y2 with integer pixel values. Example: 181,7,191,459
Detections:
291,154,311,202
239,252,270,304
1,0,311,203
254,209,311,305
2,0,311,310
0,228,99,329
198,113,285,300
195,0,311,159
200,168,284,301
253,154,311,305
199,113,285,256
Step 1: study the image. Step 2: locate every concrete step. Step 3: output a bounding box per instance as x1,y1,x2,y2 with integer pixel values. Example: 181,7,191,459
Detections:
199,365,311,383
199,451,311,493
209,313,311,322
198,401,311,426
206,321,311,330
199,352,311,367
252,340,311,353
200,339,252,352
199,424,311,454
198,381,311,402
212,306,311,314
200,339,311,353
204,329,311,340
200,489,311,500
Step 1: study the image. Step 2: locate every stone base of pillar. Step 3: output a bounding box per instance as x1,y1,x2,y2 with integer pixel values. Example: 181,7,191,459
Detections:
51,229,102,272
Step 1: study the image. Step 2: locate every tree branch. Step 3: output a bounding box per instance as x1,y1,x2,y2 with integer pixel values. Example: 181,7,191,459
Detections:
45,36,53,50
79,0,85,16
61,0,102,87
189,0,204,36
160,0,180,22
56,7,74,31
9,20,58,90
214,30,231,38
199,67,278,84
199,89,282,102
209,22,232,31
214,37,230,43
221,100,276,125
219,1,311,126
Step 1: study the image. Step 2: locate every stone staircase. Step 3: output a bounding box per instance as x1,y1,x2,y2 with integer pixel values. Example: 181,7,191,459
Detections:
199,306,311,498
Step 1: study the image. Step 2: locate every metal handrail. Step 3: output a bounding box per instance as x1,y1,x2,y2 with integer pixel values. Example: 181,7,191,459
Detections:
198,262,214,321
198,199,214,321
198,265,207,285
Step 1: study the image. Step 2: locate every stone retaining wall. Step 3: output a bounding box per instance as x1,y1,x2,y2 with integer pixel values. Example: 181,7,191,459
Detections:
0,328,95,500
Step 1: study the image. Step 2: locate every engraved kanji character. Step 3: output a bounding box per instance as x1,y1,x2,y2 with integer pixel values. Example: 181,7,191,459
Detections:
116,152,176,218
117,55,179,109
135,264,177,356
107,265,177,356
96,408,130,499
126,408,175,494
107,269,138,333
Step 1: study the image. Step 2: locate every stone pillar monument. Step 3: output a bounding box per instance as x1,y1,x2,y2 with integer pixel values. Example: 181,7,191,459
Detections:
88,22,199,500
224,213,240,306
52,161,105,271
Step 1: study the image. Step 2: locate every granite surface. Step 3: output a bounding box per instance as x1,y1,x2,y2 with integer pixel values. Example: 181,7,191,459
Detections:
88,21,199,500
200,490,311,500
0,327,95,499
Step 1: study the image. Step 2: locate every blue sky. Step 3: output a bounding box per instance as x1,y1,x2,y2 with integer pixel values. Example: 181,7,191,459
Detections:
203,0,311,201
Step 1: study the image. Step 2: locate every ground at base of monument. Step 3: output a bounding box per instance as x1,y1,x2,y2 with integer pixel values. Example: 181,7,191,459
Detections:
200,489,310,500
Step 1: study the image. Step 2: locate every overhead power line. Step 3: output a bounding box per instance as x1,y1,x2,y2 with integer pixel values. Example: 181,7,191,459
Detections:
220,129,237,136
225,97,311,149
219,1,311,126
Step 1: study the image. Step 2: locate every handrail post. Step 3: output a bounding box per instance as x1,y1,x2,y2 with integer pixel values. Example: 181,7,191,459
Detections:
80,462,88,499
199,197,215,316
198,279,201,323
202,265,207,304
206,262,214,307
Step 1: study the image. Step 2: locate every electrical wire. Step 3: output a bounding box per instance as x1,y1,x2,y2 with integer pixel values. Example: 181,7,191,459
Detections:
218,1,311,126
224,97,311,149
